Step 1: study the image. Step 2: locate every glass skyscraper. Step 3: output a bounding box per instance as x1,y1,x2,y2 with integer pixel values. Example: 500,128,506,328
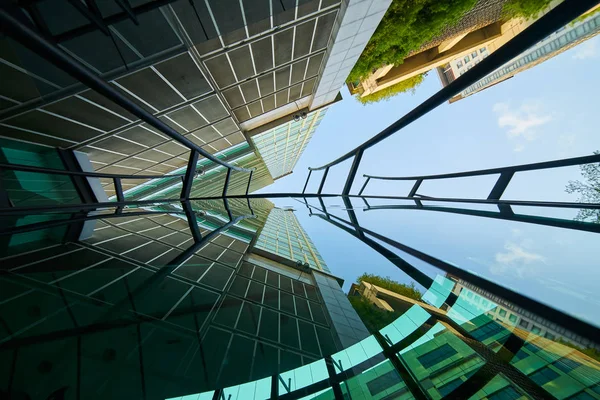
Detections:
255,208,329,272
251,108,329,179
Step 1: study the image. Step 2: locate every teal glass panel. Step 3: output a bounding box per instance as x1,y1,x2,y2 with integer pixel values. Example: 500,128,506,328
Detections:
165,391,215,400
379,304,430,346
278,359,329,394
222,377,271,400
421,275,455,308
332,335,383,373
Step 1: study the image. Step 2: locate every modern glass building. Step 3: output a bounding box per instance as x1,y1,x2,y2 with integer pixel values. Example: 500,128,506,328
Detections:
2,1,600,399
0,195,371,399
251,108,329,179
255,208,329,272
447,275,600,352
0,0,392,198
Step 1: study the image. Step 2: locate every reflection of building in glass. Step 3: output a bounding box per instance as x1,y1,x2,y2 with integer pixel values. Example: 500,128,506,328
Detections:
250,108,329,179
447,274,600,351
343,278,600,400
348,0,566,100
120,142,275,201
0,194,370,398
255,208,329,272
447,8,600,102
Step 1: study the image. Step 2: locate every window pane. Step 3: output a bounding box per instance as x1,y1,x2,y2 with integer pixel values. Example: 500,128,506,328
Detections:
280,314,300,349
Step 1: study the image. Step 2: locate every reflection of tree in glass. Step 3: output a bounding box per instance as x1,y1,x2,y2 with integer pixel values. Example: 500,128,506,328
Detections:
348,274,422,333
565,151,600,223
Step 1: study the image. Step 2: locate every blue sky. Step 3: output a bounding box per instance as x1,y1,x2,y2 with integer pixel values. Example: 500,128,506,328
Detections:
257,34,600,326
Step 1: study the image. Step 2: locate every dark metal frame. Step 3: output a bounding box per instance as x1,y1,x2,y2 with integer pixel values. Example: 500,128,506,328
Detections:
359,153,600,199
1,0,600,398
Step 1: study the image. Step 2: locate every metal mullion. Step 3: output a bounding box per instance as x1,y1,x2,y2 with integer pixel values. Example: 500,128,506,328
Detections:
0,10,250,172
113,177,125,202
357,177,370,196
317,167,328,194
182,200,202,243
342,150,363,196
198,6,340,62
302,170,312,194
219,52,325,93
1,46,188,123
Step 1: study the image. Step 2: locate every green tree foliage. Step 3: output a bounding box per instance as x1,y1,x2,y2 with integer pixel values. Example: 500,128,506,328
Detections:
356,74,426,104
357,273,422,300
348,296,402,334
348,0,477,82
348,274,422,333
565,151,600,223
502,0,552,19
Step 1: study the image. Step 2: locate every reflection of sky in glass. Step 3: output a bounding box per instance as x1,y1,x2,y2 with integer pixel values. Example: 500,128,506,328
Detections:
286,197,600,327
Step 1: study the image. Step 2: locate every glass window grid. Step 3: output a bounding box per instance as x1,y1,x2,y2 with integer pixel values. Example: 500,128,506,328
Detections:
232,263,325,320
417,343,459,369
529,366,559,386
212,290,331,361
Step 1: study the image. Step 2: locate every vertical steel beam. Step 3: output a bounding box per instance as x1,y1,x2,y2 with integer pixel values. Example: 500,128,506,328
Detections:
342,150,363,196
245,169,254,196
408,178,423,198
317,167,329,194
182,200,202,243
113,177,124,202
324,356,344,400
488,171,514,200
302,170,312,194
357,176,370,196
222,168,231,198
180,151,199,199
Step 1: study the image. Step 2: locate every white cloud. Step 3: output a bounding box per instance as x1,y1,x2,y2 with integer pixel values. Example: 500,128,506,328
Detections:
495,242,545,265
493,102,552,139
490,232,545,278
493,101,552,152
572,40,597,60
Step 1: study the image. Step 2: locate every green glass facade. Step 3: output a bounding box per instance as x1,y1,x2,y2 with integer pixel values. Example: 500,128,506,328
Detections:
251,108,329,179
181,274,598,400
118,142,274,201
255,208,329,272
